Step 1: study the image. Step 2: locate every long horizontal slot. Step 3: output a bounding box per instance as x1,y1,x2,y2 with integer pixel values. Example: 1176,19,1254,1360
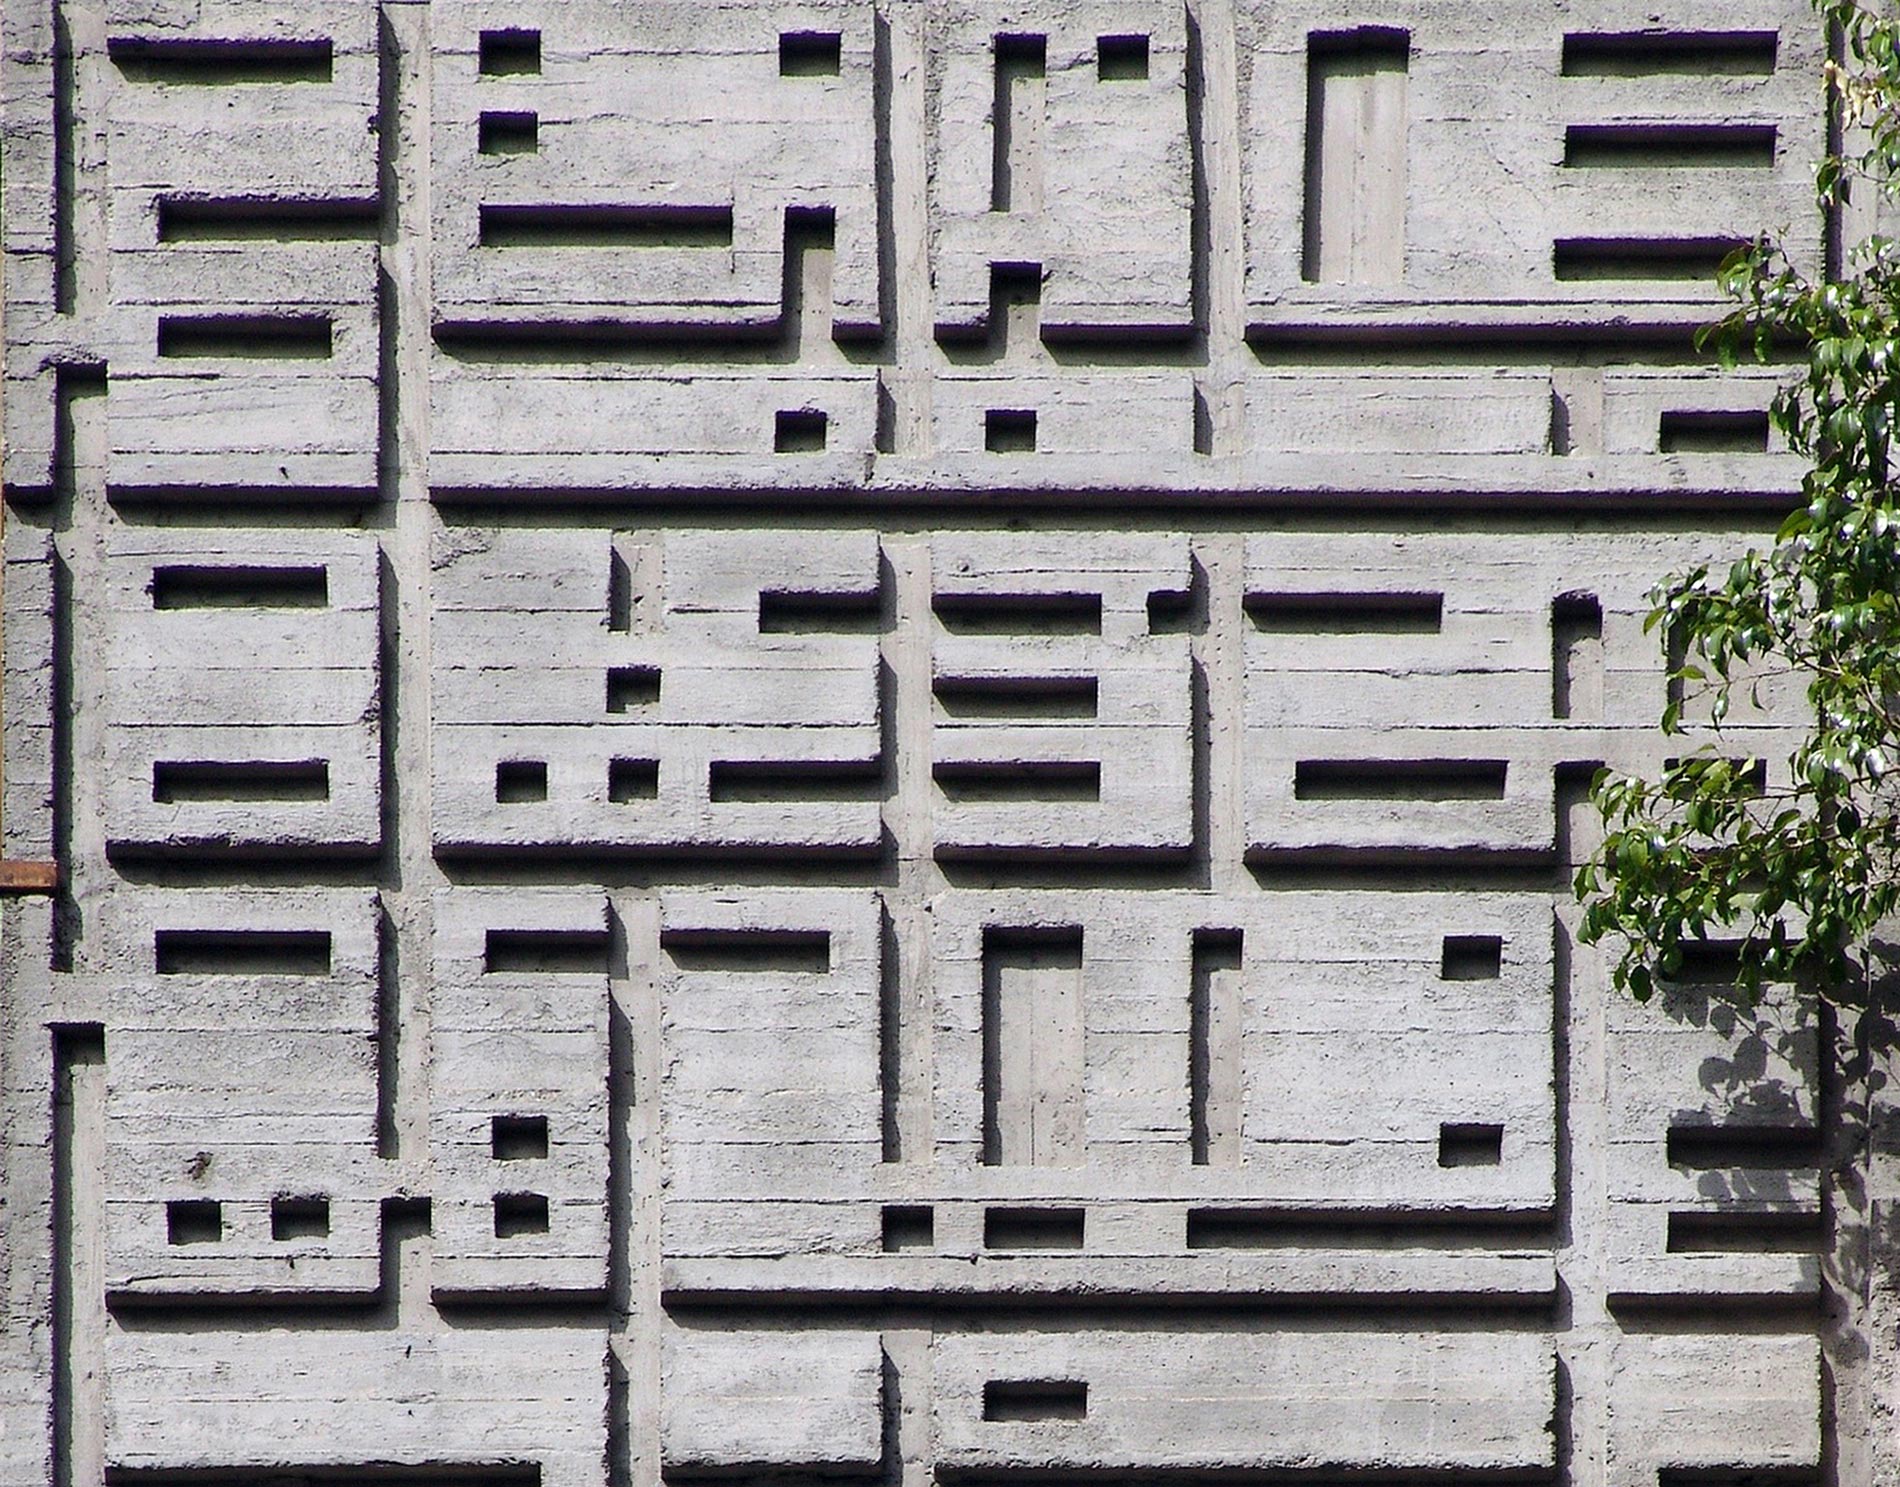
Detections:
157,196,379,242
707,760,882,802
156,314,333,359
1560,30,1778,76
1666,1209,1822,1253
483,930,612,974
933,592,1102,635
1668,1124,1822,1169
1294,759,1507,801
935,761,1101,802
150,564,328,609
984,1206,1085,1250
1246,591,1443,633
152,760,329,803
1664,938,1745,985
108,35,334,84
478,204,733,249
1658,1470,1821,1486
1660,410,1771,453
1553,237,1744,281
982,1381,1088,1422
1563,124,1777,168
1186,1207,1551,1250
661,929,831,974
155,930,331,976
757,589,883,633
933,675,1099,718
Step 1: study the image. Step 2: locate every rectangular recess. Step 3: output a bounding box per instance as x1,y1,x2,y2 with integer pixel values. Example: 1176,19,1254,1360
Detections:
758,589,882,633
1294,758,1507,801
1246,590,1442,633
1666,938,1745,985
155,930,331,976
270,1195,330,1240
156,314,334,359
1659,409,1772,453
1097,33,1149,80
934,591,1102,635
478,203,733,248
779,31,842,76
479,111,539,155
1560,30,1778,76
157,197,380,241
151,564,328,609
933,675,1099,718
608,758,660,802
1668,1124,1822,1169
1302,29,1411,285
1438,1122,1504,1167
1441,934,1503,980
1666,1209,1822,1253
1553,237,1744,281
991,33,1048,214
607,666,661,712
935,761,1101,802
152,759,330,803
1552,591,1603,720
983,1381,1089,1421
983,1206,1085,1249
483,929,611,975
108,35,334,83
492,1114,550,1160
495,760,548,802
493,1192,550,1237
661,928,832,974
1190,928,1244,1167
707,759,881,802
882,1204,934,1252
479,29,541,75
1186,1207,1550,1249
166,1198,222,1245
1563,123,1777,168
983,926,1084,1169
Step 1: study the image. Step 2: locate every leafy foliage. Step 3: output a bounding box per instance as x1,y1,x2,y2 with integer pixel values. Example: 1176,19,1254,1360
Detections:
1576,0,1900,1001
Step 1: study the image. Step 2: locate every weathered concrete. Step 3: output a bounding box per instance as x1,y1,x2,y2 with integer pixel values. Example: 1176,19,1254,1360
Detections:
1,1,1892,1484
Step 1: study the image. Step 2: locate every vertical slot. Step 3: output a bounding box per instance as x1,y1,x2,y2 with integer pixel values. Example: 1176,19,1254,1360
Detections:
991,35,1047,213
53,1026,105,1487
1303,30,1410,284
1189,930,1243,1167
608,536,660,634
981,927,1084,1167
1551,592,1603,720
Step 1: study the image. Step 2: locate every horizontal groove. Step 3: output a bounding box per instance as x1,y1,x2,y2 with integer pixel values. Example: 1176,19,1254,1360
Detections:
150,564,328,609
1668,1124,1822,1169
1294,759,1508,802
707,759,882,802
935,760,1101,801
483,929,612,974
1245,591,1443,633
1560,30,1777,75
1186,1208,1553,1250
1666,1209,1823,1253
982,1381,1088,1422
107,35,335,83
1553,236,1745,281
478,203,733,248
933,592,1103,635
757,589,883,633
156,314,334,359
661,928,832,973
152,760,329,803
1659,409,1771,453
155,930,331,976
1562,123,1777,168
934,675,1100,718
157,196,379,241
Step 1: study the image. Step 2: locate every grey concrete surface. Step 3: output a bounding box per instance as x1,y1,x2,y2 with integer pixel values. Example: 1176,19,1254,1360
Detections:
2,1,1895,1485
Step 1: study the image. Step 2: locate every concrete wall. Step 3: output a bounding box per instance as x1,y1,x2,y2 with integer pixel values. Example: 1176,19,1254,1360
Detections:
1,1,1892,1484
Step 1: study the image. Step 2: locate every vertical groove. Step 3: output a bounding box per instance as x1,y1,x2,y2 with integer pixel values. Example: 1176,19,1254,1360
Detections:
52,3,77,315
51,1024,104,1487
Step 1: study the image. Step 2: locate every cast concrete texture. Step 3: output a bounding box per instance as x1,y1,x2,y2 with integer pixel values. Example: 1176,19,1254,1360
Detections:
0,1,1896,1484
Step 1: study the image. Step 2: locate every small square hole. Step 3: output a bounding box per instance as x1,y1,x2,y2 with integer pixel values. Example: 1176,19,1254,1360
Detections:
609,758,659,802
479,110,538,154
494,1191,550,1237
271,1195,330,1240
779,31,842,76
607,665,661,712
1438,1122,1504,1168
775,409,828,453
492,1114,550,1161
479,29,541,75
495,759,547,802
167,1198,222,1245
1440,935,1503,980
985,409,1037,453
882,1204,935,1252
1098,34,1150,80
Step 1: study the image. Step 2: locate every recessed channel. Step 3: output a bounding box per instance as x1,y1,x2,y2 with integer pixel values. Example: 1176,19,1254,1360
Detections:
157,314,334,359
478,204,733,249
152,760,330,803
150,564,328,609
1294,759,1507,802
155,930,332,976
983,1206,1085,1250
1666,1209,1822,1253
934,592,1101,635
109,36,334,84
483,930,612,975
661,929,832,974
1246,591,1443,633
983,1381,1088,1421
935,761,1101,802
